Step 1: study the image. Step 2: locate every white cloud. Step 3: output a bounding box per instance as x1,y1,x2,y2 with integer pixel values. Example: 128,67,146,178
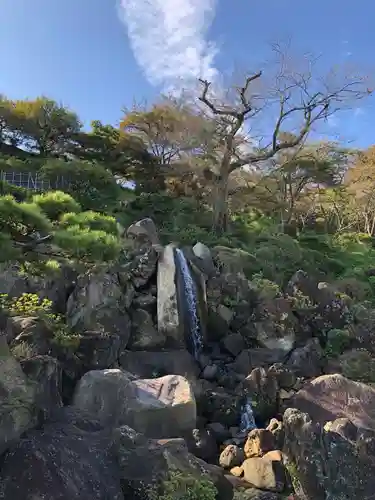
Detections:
354,107,365,116
118,0,219,94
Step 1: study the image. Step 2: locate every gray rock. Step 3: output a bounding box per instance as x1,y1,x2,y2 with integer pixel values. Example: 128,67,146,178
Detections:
157,244,184,347
0,336,37,454
20,355,62,422
222,332,246,357
73,369,197,438
219,444,245,469
128,308,165,350
0,408,124,500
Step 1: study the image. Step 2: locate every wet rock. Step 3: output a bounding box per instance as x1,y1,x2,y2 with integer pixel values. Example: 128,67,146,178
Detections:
73,370,197,438
219,444,245,469
0,408,124,500
222,332,246,357
202,364,219,381
286,338,324,378
242,456,286,492
290,373,375,430
240,367,279,422
200,387,241,428
244,429,275,458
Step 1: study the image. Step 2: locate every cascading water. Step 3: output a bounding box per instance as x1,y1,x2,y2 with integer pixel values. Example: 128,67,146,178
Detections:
174,248,203,359
239,397,257,434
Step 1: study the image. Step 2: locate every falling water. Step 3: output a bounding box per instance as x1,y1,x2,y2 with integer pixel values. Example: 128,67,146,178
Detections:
239,397,257,434
175,248,203,359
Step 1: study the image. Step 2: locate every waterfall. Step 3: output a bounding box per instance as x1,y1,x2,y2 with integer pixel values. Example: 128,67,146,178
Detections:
239,397,257,434
174,248,203,359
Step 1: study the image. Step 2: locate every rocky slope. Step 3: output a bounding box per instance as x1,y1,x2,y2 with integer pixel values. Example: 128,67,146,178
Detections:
0,218,375,499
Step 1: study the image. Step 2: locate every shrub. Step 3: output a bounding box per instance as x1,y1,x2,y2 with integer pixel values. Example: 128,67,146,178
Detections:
32,191,81,221
60,210,119,235
324,328,352,358
153,471,217,500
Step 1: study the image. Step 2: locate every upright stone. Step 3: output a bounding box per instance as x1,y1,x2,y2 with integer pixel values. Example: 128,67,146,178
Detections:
157,244,183,347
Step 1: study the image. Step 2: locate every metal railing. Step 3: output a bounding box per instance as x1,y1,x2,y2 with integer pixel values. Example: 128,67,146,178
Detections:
0,171,68,191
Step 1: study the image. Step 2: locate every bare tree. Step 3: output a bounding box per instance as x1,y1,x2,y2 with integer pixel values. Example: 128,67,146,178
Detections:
198,46,372,233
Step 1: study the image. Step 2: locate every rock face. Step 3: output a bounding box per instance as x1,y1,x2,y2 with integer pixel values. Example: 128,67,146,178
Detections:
66,271,131,343
290,373,375,430
126,217,160,245
157,244,184,347
283,407,375,499
0,408,124,500
0,336,37,454
73,369,197,438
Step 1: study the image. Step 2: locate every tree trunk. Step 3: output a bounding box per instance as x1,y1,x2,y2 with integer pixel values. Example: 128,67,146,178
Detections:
212,173,230,233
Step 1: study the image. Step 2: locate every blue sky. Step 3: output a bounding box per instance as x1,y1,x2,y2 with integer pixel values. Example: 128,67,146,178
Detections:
1,0,375,147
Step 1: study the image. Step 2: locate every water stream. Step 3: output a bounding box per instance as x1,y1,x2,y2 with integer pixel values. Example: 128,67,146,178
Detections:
239,398,257,434
174,248,203,359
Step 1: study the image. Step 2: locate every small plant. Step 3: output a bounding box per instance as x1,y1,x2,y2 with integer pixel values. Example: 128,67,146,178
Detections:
0,293,80,352
251,272,282,300
324,328,351,358
10,341,37,361
153,471,217,500
0,293,53,316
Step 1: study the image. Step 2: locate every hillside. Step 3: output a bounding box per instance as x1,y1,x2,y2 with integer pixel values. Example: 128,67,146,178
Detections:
1,91,375,499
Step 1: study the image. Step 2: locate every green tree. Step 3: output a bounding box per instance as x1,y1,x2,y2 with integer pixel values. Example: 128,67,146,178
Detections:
10,97,81,156
0,189,122,266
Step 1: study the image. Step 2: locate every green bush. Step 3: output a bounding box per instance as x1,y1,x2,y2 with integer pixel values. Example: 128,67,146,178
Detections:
54,226,121,262
60,210,119,235
324,328,352,358
154,471,217,500
0,293,80,352
41,159,121,211
32,191,81,221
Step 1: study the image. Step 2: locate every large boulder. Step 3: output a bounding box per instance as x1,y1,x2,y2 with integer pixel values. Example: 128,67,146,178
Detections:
72,369,197,438
119,349,199,382
289,373,375,430
286,338,325,378
115,426,230,500
283,407,375,499
231,349,286,375
0,336,37,454
0,408,124,500
67,271,131,339
157,244,184,347
126,217,160,245
20,355,63,422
